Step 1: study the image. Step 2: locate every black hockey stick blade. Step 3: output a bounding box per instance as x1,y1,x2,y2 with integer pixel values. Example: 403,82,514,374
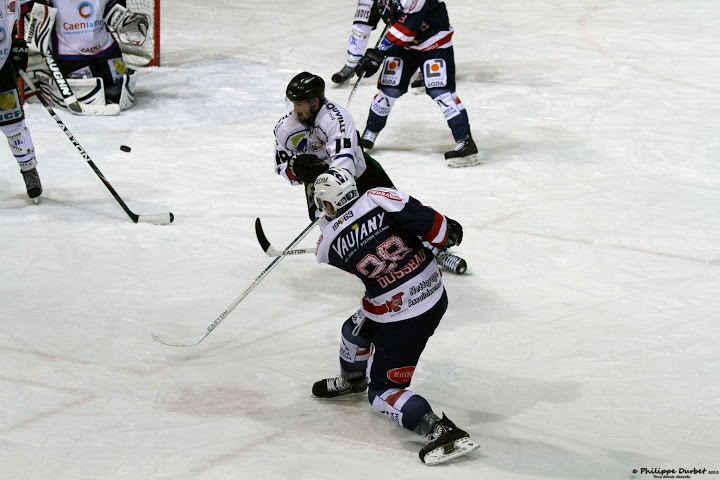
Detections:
255,217,272,253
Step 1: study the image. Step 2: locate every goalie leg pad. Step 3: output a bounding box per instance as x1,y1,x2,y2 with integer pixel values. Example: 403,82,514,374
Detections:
118,74,136,110
67,77,106,106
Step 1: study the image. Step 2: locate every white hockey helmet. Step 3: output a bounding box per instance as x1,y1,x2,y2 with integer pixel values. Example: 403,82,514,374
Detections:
313,168,359,219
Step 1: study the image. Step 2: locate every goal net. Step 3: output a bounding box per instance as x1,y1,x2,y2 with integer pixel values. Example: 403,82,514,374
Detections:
120,0,160,66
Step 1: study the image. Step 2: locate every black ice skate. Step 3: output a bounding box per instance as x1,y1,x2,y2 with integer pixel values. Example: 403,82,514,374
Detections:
332,65,356,84
359,130,378,150
419,414,480,465
21,167,43,200
444,135,479,168
411,71,425,91
312,375,368,398
435,249,467,275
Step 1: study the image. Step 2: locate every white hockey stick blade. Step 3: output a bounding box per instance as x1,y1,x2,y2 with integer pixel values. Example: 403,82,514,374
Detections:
152,331,207,347
423,437,480,466
67,99,121,116
136,212,175,225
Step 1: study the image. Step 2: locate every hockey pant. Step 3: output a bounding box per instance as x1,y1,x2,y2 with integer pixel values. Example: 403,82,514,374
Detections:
365,47,471,141
0,62,37,171
339,289,448,433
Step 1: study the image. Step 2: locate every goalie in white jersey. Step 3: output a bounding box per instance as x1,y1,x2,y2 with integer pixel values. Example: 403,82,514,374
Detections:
310,168,480,465
273,71,394,220
20,0,149,111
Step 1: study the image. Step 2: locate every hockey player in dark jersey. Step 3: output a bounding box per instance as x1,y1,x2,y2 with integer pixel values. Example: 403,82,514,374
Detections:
310,168,480,464
331,0,425,89
354,0,479,168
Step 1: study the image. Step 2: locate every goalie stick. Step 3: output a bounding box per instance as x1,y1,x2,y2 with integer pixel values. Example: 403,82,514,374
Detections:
20,70,174,225
255,217,316,257
152,216,323,347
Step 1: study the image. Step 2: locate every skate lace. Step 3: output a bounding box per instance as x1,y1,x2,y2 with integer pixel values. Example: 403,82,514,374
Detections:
328,376,350,392
436,251,462,272
452,139,468,151
362,131,378,142
426,423,449,441
23,170,41,188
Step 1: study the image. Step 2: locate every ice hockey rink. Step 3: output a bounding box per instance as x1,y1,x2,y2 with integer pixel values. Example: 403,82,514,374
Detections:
2,1,719,479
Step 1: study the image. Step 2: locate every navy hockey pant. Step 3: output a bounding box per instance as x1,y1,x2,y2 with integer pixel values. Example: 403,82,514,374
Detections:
340,289,448,432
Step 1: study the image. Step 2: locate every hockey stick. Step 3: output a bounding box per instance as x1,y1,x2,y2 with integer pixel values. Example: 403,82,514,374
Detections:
41,52,121,116
152,216,323,347
346,21,391,108
20,70,174,225
255,217,317,257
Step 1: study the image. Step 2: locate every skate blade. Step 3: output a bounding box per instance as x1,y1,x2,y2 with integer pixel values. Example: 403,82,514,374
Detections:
447,154,480,168
423,437,480,466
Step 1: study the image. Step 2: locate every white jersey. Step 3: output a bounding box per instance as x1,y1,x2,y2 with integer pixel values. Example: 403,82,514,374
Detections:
273,99,367,185
47,0,118,58
0,0,28,69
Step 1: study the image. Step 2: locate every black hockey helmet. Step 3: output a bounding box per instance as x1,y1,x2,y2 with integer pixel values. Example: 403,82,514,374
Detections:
286,72,325,103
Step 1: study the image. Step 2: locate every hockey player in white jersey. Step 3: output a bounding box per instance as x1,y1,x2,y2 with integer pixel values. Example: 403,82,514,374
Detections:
331,0,424,89
21,0,148,111
1,0,42,200
274,71,394,220
310,168,480,465
331,0,381,84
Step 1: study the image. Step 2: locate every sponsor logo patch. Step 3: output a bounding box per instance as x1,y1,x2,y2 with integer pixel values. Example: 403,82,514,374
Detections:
387,366,415,383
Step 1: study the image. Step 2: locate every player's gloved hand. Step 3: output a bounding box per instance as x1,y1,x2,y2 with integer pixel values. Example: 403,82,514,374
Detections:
11,37,29,73
355,48,385,78
289,153,329,184
444,217,464,247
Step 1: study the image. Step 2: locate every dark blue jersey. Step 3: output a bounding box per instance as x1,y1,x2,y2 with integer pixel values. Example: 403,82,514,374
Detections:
316,188,450,322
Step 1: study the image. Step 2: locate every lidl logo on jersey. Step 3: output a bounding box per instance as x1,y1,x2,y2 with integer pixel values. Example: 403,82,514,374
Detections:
423,59,448,88
0,90,22,122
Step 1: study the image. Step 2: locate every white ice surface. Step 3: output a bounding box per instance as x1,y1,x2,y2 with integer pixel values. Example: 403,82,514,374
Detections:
1,1,719,479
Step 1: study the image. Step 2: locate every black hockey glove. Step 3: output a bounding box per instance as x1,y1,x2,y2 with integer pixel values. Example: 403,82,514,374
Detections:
11,38,29,74
355,48,385,78
288,153,329,184
443,217,464,248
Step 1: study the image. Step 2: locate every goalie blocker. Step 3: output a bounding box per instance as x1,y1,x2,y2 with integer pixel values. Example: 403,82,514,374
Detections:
22,2,147,113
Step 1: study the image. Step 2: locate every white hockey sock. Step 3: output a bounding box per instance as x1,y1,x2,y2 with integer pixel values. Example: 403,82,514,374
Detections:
1,122,37,171
346,24,373,67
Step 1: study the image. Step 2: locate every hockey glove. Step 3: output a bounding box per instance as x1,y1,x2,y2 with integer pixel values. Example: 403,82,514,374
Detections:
11,38,29,74
288,153,329,184
444,218,464,248
355,48,385,78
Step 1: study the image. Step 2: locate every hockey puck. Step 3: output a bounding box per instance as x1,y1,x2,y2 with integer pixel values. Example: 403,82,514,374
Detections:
120,145,131,152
